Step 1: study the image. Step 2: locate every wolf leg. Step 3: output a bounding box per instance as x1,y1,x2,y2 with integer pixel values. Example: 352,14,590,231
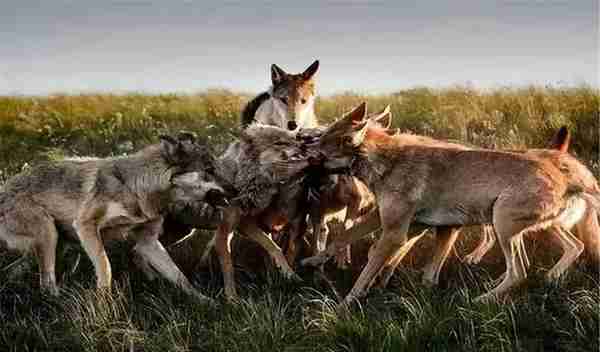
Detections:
215,207,240,300
240,219,299,280
199,234,216,268
343,202,417,304
74,217,112,289
135,235,214,304
475,202,533,302
464,224,496,264
1,204,59,294
132,251,158,281
309,203,327,256
576,206,600,265
420,226,461,287
545,226,584,281
35,217,59,295
302,210,381,267
285,216,307,267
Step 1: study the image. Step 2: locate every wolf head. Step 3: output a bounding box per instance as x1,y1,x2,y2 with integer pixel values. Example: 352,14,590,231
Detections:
316,102,374,171
159,133,230,207
265,60,319,130
236,124,323,184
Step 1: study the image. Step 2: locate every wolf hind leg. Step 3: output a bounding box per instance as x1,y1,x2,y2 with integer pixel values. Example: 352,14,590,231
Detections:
576,207,600,265
464,224,496,265
0,205,59,294
545,225,584,281
421,226,461,287
35,217,59,295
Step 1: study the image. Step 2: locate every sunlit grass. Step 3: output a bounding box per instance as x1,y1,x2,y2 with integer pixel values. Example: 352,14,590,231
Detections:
0,85,598,351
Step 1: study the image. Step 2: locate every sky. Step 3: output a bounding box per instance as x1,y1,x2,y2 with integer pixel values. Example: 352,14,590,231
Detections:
1,0,597,95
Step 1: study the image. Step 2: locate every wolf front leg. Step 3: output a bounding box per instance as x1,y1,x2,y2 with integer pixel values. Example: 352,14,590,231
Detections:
240,218,300,281
133,218,215,305
215,207,241,300
301,210,381,268
343,201,417,305
74,212,112,290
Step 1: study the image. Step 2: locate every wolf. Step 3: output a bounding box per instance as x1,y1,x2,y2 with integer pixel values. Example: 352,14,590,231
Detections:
377,126,600,288
241,60,320,130
308,102,600,303
288,106,392,268
0,132,227,303
201,124,323,299
304,123,599,289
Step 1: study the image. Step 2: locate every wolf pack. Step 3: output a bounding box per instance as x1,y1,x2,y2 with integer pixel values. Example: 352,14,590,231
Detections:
1,60,599,307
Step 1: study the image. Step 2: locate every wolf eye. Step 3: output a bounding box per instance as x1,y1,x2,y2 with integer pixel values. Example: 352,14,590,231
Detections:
279,97,288,106
300,98,307,104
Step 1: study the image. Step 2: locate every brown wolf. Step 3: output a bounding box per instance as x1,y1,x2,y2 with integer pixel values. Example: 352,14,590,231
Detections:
0,133,227,303
292,107,391,268
310,102,599,303
241,60,320,130
378,126,600,288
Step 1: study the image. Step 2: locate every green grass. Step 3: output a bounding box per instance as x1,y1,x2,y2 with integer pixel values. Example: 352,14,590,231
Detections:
0,85,598,351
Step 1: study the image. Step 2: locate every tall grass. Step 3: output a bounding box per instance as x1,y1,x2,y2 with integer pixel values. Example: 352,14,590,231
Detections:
0,85,598,351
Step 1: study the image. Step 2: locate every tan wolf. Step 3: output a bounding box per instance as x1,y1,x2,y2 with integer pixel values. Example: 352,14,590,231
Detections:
310,102,600,303
292,107,392,268
0,133,227,303
241,60,320,130
377,126,600,288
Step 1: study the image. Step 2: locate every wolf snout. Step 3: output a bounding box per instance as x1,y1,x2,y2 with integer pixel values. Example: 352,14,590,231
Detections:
287,120,298,130
205,188,230,208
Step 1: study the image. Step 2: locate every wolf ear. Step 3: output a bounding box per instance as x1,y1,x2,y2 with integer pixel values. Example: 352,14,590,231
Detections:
370,105,392,129
548,126,570,153
343,102,368,126
271,64,287,84
302,60,319,80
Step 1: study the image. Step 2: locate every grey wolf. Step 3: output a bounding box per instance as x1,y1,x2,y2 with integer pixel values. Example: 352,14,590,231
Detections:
0,133,226,303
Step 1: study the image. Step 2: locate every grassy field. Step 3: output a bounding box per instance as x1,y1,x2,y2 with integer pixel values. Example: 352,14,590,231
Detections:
0,86,598,351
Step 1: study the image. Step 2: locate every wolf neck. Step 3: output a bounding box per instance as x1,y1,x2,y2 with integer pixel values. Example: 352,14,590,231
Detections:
115,146,174,215
349,129,408,191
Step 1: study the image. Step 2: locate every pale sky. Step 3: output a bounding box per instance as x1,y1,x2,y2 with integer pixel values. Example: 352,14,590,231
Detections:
1,1,597,95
